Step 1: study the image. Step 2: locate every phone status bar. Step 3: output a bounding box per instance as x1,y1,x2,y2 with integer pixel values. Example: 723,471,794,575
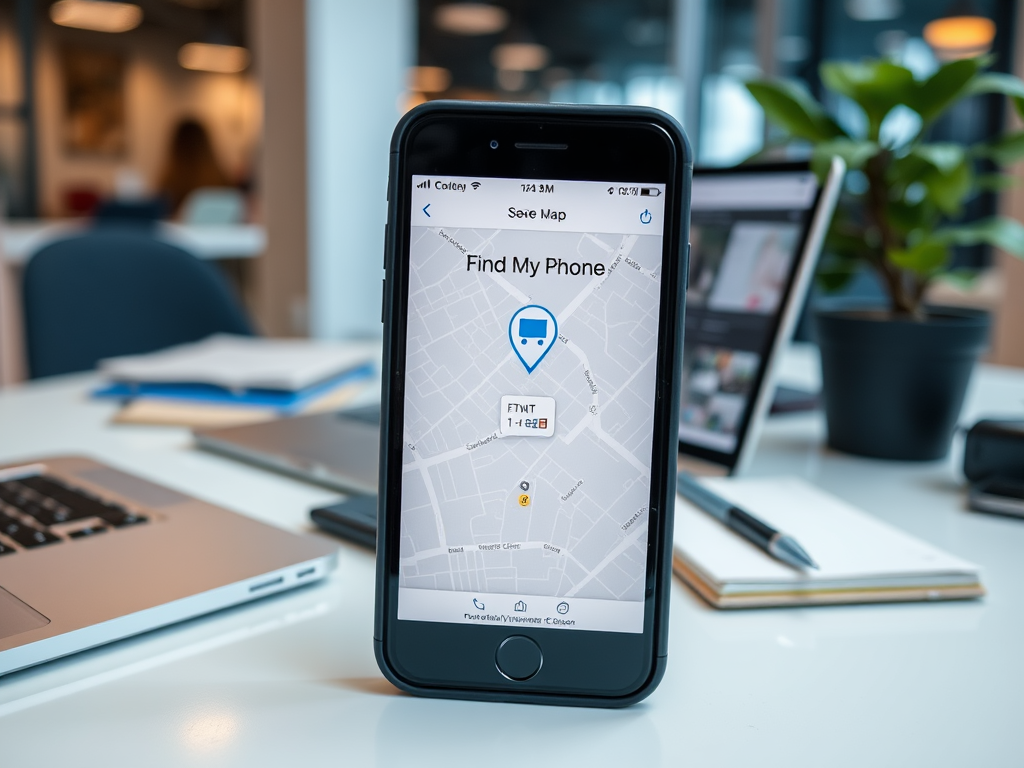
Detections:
410,175,666,235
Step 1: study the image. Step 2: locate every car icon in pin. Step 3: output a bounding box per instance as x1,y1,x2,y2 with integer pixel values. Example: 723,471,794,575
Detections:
520,481,530,491
509,305,557,374
519,318,547,345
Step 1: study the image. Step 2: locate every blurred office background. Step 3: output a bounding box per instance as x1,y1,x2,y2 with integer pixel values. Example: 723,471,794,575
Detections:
1,0,1022,382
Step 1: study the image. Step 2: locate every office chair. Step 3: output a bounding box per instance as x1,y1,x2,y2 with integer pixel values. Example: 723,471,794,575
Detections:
22,228,255,378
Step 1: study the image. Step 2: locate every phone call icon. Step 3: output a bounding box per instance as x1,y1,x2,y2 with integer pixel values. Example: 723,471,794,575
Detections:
473,598,486,610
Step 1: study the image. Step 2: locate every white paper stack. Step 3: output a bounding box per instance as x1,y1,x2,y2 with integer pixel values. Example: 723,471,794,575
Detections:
673,477,984,608
100,334,376,391
94,335,377,428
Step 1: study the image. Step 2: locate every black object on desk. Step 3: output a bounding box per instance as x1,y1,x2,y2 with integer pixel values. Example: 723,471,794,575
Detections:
963,419,1024,483
310,495,376,549
969,477,1024,518
963,419,1024,520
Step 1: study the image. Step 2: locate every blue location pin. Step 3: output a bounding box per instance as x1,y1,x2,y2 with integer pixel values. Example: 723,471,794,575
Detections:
509,305,557,374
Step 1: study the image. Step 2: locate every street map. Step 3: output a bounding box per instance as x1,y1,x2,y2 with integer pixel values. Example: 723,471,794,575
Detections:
400,224,663,607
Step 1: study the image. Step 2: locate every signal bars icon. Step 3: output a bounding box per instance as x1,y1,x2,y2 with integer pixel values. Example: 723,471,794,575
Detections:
416,180,430,189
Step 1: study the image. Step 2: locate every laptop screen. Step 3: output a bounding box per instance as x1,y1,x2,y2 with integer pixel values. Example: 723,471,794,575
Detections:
679,165,822,470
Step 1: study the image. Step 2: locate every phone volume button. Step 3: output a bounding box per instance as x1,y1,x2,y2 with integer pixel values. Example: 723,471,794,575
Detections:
383,224,389,269
381,279,386,324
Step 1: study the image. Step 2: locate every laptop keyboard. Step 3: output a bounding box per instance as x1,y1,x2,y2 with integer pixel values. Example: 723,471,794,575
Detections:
0,474,148,555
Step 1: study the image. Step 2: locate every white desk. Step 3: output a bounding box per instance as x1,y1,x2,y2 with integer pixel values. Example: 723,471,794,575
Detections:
0,349,1022,767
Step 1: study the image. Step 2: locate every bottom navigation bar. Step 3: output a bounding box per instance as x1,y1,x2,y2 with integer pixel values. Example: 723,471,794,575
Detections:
397,587,644,634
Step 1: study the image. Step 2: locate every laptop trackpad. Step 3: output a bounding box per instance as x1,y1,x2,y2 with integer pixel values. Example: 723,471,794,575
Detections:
0,586,50,641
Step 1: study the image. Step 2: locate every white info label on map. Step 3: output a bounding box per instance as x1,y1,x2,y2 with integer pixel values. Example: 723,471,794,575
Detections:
500,395,556,437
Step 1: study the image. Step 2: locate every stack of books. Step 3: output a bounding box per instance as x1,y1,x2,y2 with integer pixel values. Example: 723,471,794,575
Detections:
93,335,376,428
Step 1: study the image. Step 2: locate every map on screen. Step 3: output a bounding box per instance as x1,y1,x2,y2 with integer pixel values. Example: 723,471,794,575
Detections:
398,203,665,633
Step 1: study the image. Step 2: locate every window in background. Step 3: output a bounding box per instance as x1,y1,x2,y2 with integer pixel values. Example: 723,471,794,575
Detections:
413,0,1015,281
415,1,683,125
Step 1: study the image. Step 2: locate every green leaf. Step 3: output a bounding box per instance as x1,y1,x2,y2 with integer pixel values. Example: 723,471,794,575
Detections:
932,217,1024,256
966,72,1024,119
907,58,982,123
974,173,1017,192
886,199,937,235
925,158,973,215
977,131,1024,166
887,239,949,276
820,60,916,137
888,144,972,216
888,144,961,185
746,80,846,143
811,138,879,174
911,143,965,174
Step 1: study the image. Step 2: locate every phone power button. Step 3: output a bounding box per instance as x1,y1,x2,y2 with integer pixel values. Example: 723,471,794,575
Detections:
495,635,542,681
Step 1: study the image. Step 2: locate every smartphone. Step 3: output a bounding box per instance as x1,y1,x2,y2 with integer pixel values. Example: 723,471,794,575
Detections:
310,495,377,549
376,102,691,707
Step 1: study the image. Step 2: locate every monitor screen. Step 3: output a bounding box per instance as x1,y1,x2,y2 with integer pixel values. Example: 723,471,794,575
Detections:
679,167,821,467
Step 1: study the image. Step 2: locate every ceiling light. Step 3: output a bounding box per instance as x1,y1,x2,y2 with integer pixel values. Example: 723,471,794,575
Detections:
408,66,452,93
50,0,143,33
178,43,250,74
923,15,995,60
491,43,549,72
434,3,509,35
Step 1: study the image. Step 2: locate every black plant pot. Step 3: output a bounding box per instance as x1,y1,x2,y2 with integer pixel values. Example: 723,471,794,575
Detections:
815,308,990,461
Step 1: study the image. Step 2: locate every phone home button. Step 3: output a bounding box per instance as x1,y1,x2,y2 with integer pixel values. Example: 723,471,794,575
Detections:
495,635,542,681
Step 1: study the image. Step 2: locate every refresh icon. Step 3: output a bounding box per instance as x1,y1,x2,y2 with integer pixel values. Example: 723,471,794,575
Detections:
639,209,652,224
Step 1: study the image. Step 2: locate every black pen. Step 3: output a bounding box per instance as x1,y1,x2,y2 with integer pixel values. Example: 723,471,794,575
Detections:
676,472,819,570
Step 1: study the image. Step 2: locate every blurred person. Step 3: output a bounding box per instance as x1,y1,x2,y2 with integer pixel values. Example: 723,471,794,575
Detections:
158,118,233,216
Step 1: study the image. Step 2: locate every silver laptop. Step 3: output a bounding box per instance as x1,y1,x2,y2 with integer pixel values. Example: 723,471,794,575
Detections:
195,159,844,489
0,455,338,676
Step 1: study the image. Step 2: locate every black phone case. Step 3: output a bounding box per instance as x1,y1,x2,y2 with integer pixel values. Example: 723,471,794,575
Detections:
375,101,692,707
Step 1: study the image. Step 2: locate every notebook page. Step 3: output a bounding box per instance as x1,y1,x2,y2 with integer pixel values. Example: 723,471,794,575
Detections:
674,477,979,586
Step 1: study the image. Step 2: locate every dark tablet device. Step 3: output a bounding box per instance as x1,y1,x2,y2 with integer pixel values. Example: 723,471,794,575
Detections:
678,160,843,475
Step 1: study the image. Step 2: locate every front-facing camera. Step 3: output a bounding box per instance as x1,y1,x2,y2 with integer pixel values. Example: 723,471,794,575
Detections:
489,140,499,149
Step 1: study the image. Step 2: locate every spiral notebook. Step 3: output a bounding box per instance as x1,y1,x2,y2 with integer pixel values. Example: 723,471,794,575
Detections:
673,477,985,609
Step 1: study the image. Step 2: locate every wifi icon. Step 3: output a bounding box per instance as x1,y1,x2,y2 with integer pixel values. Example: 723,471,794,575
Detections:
607,187,614,195
471,181,481,190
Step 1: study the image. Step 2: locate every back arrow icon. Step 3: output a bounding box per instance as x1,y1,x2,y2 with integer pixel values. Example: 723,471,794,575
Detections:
423,204,431,217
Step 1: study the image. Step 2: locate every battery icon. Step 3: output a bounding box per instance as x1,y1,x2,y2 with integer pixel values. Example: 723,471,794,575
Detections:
640,187,661,197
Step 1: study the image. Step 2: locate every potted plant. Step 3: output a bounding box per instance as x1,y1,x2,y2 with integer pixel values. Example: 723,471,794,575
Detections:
747,56,1024,460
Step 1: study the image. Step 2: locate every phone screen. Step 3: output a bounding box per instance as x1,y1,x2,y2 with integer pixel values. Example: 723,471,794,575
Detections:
397,175,667,634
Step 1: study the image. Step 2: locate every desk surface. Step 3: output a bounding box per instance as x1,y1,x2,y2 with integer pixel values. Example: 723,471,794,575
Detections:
0,349,1022,767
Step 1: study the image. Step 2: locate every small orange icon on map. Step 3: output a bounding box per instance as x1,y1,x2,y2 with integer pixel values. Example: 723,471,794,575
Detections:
518,494,530,507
